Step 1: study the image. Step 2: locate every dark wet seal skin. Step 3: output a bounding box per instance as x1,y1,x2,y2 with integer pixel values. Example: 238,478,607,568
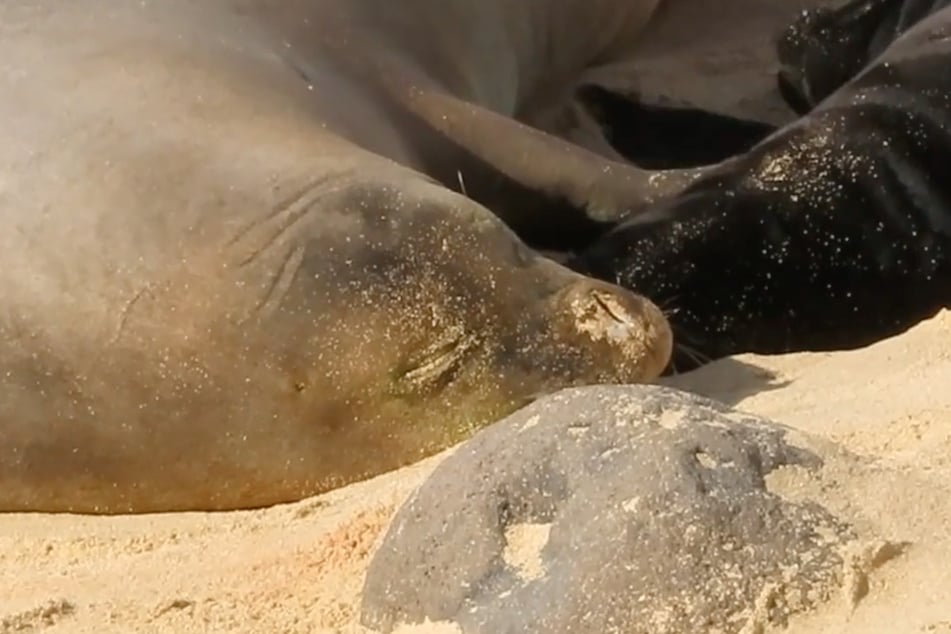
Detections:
572,6,951,371
777,0,951,114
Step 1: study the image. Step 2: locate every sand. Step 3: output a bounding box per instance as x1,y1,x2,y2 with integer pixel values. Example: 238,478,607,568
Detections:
3,310,951,633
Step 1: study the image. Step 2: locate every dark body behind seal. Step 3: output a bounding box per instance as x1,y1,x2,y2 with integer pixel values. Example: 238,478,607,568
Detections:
573,2,951,368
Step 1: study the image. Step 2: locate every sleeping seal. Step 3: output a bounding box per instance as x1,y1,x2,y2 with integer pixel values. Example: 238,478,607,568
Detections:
0,0,699,514
573,1,951,368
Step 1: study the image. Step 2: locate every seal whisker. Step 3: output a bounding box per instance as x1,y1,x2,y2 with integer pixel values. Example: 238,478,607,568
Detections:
675,342,712,368
651,293,682,312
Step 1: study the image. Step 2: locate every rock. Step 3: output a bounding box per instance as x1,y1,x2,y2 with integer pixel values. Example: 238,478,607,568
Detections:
360,385,856,634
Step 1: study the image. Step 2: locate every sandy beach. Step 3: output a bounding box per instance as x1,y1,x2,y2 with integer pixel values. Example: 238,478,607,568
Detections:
3,310,951,633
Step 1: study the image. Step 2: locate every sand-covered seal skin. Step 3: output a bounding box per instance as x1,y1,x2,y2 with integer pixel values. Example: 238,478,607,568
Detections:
777,0,951,113
0,0,689,514
574,6,951,367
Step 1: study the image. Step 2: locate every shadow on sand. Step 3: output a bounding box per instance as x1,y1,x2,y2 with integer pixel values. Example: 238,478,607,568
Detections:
659,356,792,407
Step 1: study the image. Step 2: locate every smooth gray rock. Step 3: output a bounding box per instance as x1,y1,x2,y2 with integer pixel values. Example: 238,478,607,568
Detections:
360,385,855,634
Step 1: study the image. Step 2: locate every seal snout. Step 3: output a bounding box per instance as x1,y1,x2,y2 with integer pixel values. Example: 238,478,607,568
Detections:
560,280,673,381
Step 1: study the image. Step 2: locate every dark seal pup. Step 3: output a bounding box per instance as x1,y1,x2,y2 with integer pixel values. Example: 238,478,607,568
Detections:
0,0,701,514
573,2,951,368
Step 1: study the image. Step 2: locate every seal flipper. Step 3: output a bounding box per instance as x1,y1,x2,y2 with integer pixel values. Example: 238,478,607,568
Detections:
383,83,712,251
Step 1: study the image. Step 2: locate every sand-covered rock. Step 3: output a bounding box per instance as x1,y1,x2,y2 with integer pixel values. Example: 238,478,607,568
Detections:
361,385,857,634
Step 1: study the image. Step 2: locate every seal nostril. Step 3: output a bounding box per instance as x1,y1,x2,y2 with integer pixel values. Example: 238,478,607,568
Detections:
564,284,650,345
591,290,635,327
558,280,672,381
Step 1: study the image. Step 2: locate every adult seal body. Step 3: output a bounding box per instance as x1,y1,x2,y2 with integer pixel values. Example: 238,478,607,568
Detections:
0,0,697,513
574,3,951,367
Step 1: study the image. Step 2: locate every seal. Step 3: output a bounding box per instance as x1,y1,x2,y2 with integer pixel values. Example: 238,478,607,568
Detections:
0,0,699,514
572,3,951,369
